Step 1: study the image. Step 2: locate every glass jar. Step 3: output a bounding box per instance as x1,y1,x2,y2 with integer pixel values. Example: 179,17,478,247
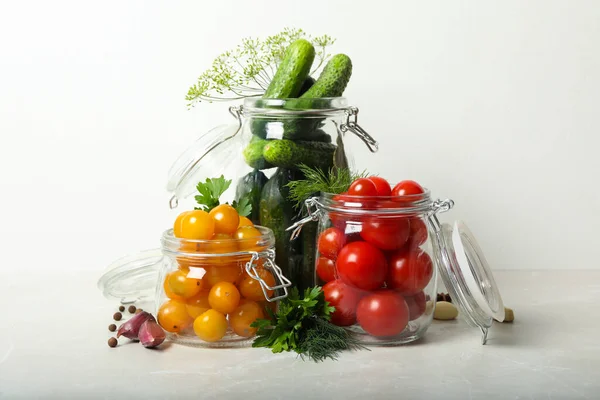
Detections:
98,225,291,348
166,97,377,294
288,190,506,346
98,96,378,347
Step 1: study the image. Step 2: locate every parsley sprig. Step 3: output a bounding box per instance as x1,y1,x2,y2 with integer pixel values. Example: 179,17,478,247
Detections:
251,287,367,362
194,175,252,216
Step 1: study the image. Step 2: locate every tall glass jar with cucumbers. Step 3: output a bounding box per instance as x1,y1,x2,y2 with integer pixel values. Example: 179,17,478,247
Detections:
171,37,379,292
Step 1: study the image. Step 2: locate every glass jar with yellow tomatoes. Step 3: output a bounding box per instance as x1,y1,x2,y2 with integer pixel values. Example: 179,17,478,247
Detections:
98,204,291,348
156,206,290,347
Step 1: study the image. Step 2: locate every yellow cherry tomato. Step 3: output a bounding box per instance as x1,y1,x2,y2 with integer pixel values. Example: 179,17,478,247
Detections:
185,291,211,318
237,216,253,228
229,301,265,338
203,264,242,289
193,309,228,342
163,276,187,302
199,233,237,255
176,241,201,268
208,281,241,314
158,300,193,333
167,269,203,299
234,226,264,251
209,204,240,235
173,210,215,240
239,268,276,301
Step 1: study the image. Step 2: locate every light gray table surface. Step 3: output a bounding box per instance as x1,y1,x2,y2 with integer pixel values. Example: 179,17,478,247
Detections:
0,269,597,399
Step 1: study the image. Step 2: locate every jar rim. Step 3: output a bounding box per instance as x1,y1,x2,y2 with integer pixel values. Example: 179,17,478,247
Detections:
318,190,433,215
242,97,348,116
160,226,275,257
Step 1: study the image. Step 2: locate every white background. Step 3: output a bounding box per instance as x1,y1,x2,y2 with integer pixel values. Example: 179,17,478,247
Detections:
1,0,599,274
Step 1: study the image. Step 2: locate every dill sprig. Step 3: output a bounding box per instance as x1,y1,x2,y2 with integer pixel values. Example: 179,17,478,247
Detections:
186,28,336,107
286,164,370,208
298,317,368,362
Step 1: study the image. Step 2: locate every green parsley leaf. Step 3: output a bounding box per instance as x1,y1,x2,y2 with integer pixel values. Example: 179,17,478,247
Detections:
231,195,252,217
194,175,231,212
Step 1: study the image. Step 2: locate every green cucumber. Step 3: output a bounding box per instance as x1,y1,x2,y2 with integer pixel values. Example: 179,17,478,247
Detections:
262,140,336,170
259,168,303,285
235,169,268,224
263,39,315,99
300,220,318,292
300,54,352,99
252,41,319,140
242,136,274,170
253,55,353,140
298,76,316,96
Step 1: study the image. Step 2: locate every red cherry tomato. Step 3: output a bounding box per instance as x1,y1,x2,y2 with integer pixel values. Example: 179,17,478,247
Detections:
336,241,387,290
404,291,427,320
316,257,336,283
348,178,378,197
332,192,352,203
386,248,433,296
391,180,425,198
318,227,346,260
367,176,392,196
409,217,428,247
356,290,409,337
360,217,410,251
323,280,362,326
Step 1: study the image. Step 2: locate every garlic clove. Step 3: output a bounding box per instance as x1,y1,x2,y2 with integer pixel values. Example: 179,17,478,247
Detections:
116,311,155,339
138,320,166,348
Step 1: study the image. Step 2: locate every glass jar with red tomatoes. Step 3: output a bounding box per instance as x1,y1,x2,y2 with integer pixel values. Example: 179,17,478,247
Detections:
289,180,506,345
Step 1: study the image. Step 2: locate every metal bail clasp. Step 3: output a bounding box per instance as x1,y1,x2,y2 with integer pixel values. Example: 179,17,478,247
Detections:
340,106,379,153
245,250,292,302
286,197,321,240
427,198,455,233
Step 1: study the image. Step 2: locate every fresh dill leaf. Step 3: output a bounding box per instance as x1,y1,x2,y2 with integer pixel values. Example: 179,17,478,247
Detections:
298,317,368,363
186,28,336,107
287,164,370,208
194,175,231,212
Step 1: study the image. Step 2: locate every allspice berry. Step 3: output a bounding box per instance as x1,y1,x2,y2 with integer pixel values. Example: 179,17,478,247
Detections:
113,312,122,321
128,305,137,314
118,305,125,312
135,308,143,314
108,324,117,332
108,337,118,348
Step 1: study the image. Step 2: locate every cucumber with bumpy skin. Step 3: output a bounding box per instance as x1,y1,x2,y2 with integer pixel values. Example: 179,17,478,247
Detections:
298,76,316,96
235,169,268,224
243,136,274,170
300,54,352,99
263,140,336,170
263,39,315,99
300,220,318,293
259,168,303,286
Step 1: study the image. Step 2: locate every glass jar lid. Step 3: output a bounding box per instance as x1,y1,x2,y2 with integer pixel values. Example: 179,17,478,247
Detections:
97,249,162,303
431,217,505,344
166,115,243,209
